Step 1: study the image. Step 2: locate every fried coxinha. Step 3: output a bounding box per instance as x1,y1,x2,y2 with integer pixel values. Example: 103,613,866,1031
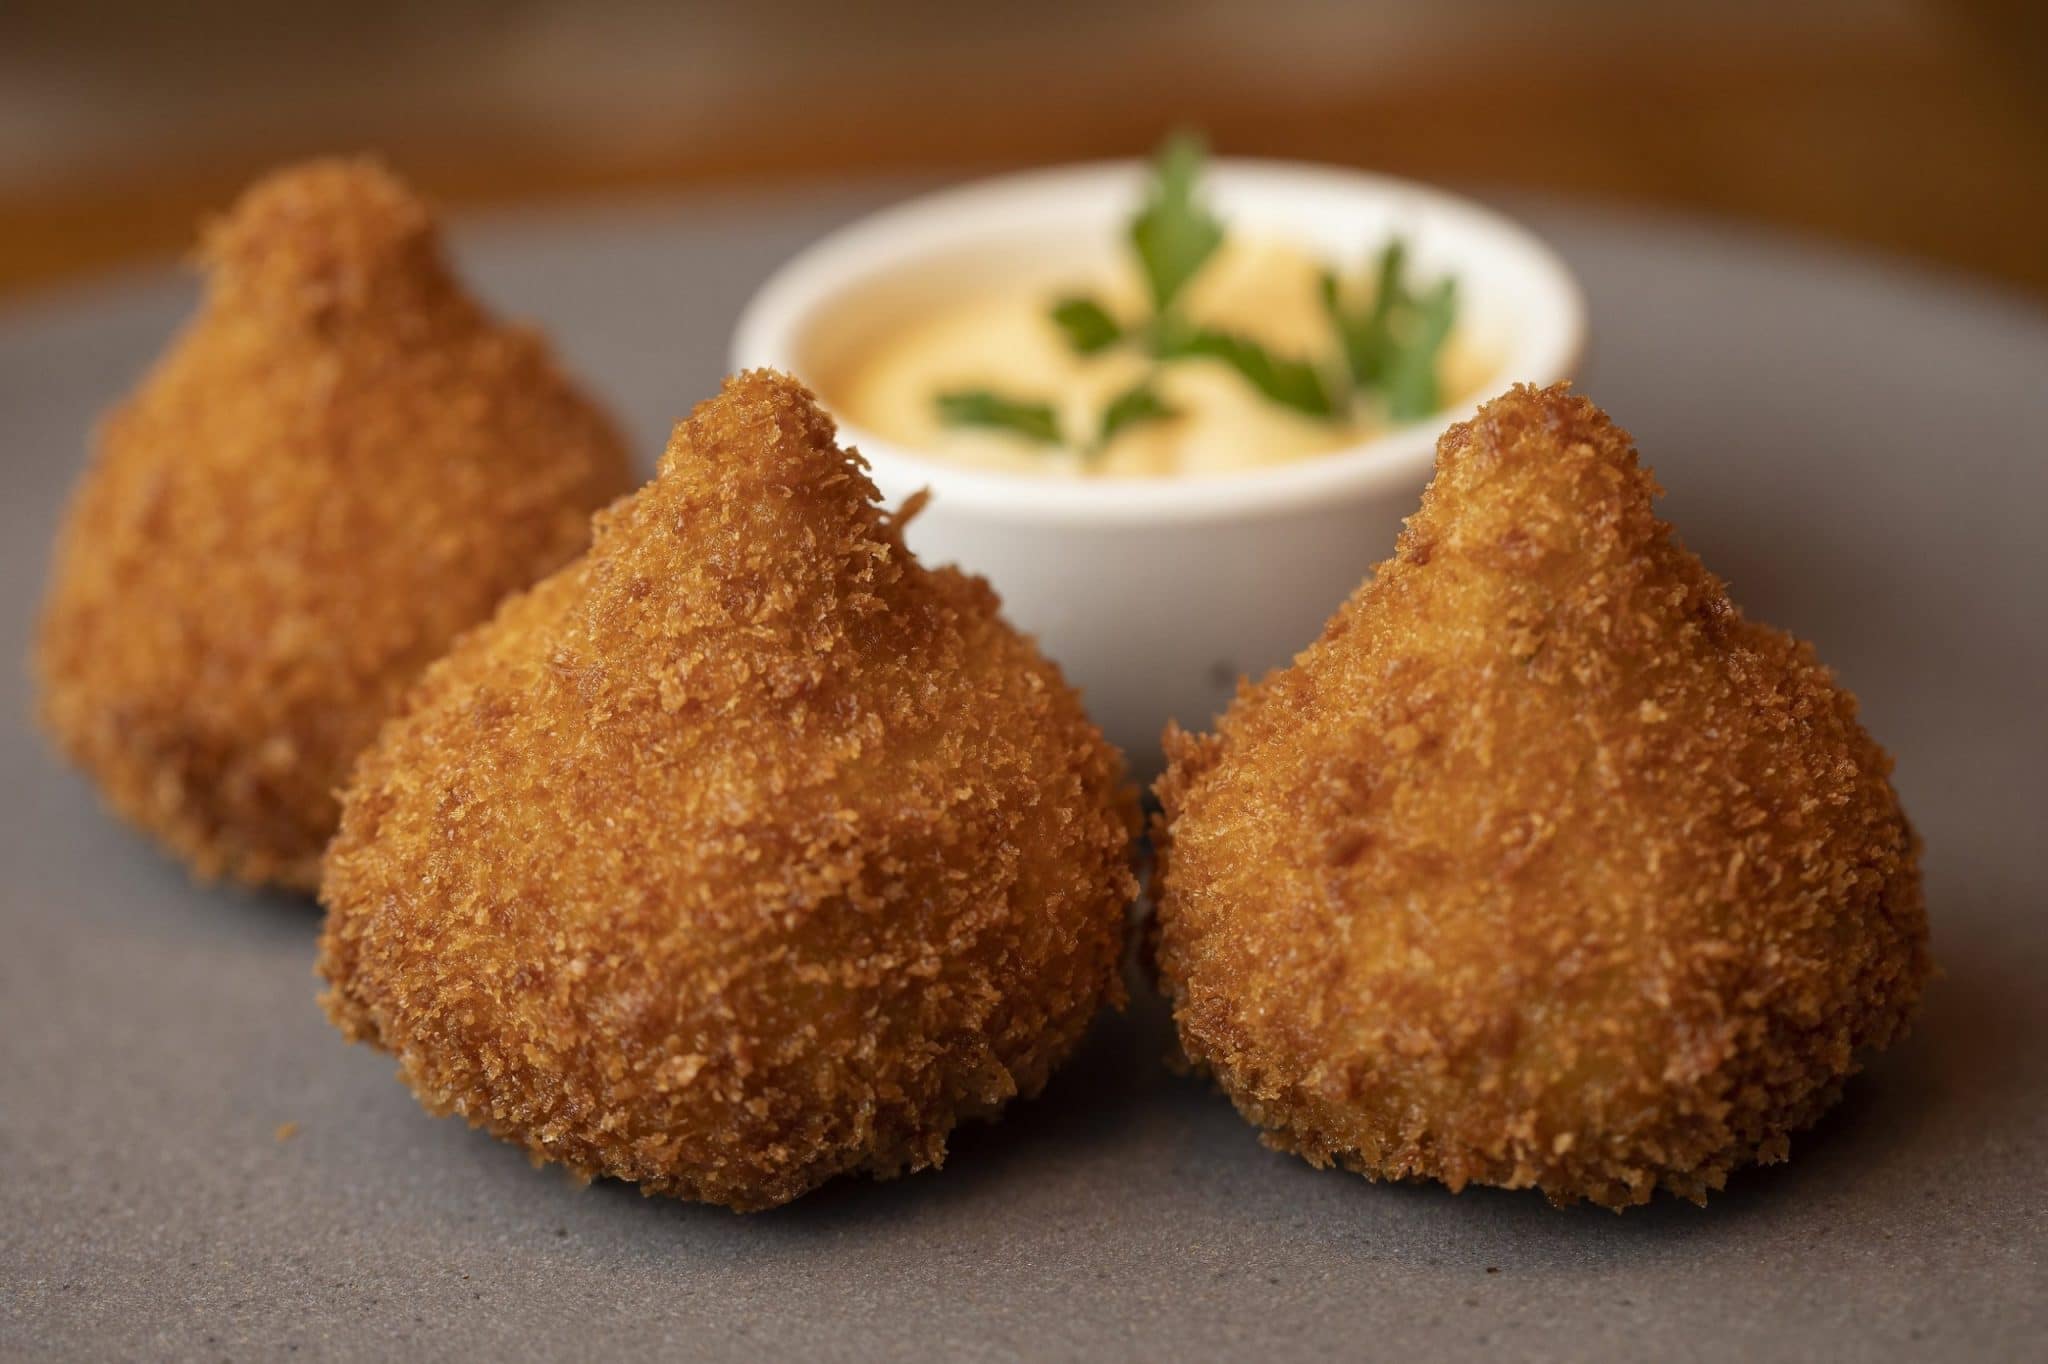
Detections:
1153,384,1930,1209
318,372,1139,1212
34,158,632,889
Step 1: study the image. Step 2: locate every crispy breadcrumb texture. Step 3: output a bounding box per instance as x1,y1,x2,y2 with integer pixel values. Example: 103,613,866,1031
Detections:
33,158,633,889
1152,384,1930,1210
318,371,1139,1212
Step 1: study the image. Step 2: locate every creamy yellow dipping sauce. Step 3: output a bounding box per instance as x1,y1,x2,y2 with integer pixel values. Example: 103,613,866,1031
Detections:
822,237,1490,479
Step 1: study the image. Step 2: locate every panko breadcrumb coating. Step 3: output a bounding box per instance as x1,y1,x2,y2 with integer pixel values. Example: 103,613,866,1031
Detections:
33,158,632,890
318,371,1138,1212
1153,384,1929,1209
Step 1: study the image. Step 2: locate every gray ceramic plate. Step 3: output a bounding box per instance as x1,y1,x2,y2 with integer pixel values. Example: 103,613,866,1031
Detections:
3,187,2043,1362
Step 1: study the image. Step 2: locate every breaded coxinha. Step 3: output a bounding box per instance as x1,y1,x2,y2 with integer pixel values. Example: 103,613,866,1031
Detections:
35,158,632,890
318,372,1138,1212
1153,384,1929,1209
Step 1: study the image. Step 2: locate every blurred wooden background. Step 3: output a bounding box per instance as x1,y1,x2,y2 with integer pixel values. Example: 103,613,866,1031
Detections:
2,0,2044,298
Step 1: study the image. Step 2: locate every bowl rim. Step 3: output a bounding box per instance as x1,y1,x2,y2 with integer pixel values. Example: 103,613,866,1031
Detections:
731,157,1586,527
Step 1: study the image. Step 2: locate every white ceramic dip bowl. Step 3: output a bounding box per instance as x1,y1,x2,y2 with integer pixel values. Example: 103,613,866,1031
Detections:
732,159,1585,780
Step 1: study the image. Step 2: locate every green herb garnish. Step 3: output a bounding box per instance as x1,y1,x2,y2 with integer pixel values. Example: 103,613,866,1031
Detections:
1384,278,1457,421
1129,132,1224,313
936,389,1063,445
931,132,1460,459
1097,381,1178,448
1322,239,1409,390
1155,325,1335,418
1050,296,1123,354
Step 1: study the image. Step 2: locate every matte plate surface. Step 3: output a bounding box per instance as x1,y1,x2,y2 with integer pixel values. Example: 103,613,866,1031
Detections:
2,187,2043,1361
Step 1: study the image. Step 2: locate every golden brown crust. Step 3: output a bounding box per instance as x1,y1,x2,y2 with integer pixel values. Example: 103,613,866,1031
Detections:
317,371,1138,1211
33,158,633,889
1152,383,1930,1209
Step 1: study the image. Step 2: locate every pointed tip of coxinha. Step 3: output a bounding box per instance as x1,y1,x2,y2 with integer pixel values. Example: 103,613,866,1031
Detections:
634,368,904,576
661,368,868,492
1426,381,1653,513
199,156,453,319
1388,381,1681,590
552,368,929,710
1442,382,1631,462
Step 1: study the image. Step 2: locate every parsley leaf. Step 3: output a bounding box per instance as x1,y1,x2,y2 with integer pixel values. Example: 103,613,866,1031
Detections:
1098,381,1178,447
936,389,1064,445
1158,325,1335,418
1384,278,1457,421
1372,240,1410,312
1050,296,1123,354
1129,132,1224,313
931,134,1463,457
1322,239,1409,391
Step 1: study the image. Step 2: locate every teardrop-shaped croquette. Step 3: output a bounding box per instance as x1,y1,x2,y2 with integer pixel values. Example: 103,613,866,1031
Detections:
1152,384,1929,1209
318,371,1138,1211
34,158,633,889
